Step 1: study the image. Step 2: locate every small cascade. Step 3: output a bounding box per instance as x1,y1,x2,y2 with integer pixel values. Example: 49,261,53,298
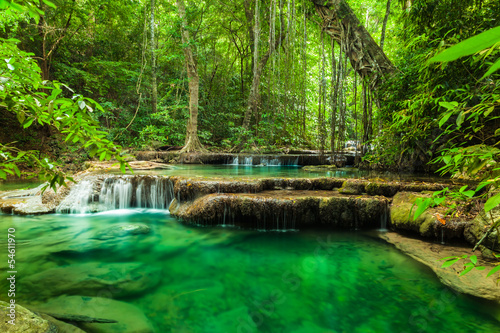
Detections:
57,176,174,214
243,156,253,165
267,158,282,166
56,180,95,214
100,178,133,210
229,156,239,165
379,200,390,231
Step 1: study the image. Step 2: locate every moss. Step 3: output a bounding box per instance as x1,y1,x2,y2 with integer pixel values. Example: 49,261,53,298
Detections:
390,192,438,237
365,182,399,197
338,180,364,195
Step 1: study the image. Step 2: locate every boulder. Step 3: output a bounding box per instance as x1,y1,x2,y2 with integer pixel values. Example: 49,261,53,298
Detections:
22,262,161,299
32,296,155,333
464,203,500,257
0,301,55,333
390,192,467,240
92,223,151,240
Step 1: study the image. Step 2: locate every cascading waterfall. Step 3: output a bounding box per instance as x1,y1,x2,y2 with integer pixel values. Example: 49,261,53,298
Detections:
57,176,174,214
227,155,300,166
100,178,133,210
56,180,94,214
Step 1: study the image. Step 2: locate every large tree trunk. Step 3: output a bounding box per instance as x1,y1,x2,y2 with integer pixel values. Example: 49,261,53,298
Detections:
310,0,395,92
176,0,206,153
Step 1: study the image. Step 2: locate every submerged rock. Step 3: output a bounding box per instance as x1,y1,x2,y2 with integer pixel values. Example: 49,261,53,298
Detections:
22,262,161,299
0,301,55,332
32,296,155,333
92,223,151,240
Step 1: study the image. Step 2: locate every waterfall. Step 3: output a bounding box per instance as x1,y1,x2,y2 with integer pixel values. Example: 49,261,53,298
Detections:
229,156,239,165
379,200,389,231
56,180,95,214
243,156,253,165
57,176,174,214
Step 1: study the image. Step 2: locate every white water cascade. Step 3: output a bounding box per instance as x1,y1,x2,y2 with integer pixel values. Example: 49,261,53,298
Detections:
56,176,174,214
228,155,300,166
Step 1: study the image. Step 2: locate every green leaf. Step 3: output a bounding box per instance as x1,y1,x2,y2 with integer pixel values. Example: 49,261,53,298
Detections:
439,101,458,110
7,63,15,70
42,0,57,9
413,197,432,220
0,169,6,179
428,26,500,64
439,111,453,128
487,265,500,277
462,190,475,198
456,111,465,127
99,150,106,161
23,117,35,129
485,192,500,212
434,197,446,205
470,255,477,265
120,163,126,173
481,57,500,79
460,265,474,276
442,258,461,268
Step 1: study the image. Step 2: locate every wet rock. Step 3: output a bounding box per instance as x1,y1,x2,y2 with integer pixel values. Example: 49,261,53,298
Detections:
464,204,500,256
22,262,161,299
365,182,399,197
32,296,155,333
0,301,56,332
338,180,365,195
390,192,467,240
380,232,500,304
92,223,151,240
170,191,386,229
38,313,87,333
302,165,337,172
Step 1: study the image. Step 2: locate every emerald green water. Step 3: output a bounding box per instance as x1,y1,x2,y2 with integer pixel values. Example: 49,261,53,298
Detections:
136,164,450,182
1,210,498,332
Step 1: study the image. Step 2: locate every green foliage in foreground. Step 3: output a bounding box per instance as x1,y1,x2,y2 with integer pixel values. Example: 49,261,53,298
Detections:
0,1,129,190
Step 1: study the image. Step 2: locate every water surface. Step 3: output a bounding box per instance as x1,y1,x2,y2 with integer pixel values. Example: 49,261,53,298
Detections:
1,210,497,332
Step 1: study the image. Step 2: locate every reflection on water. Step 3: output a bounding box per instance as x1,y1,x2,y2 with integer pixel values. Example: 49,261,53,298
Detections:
135,164,450,182
1,210,498,333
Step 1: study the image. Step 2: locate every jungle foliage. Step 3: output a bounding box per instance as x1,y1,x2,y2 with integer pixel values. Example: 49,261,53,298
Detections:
0,0,499,194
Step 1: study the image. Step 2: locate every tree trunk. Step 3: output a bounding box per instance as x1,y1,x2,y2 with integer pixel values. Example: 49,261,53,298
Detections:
176,0,206,153
242,0,287,131
380,0,391,51
310,0,395,92
242,0,260,131
150,0,157,114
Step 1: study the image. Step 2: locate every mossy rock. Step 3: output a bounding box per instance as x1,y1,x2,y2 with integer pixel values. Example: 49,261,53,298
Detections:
365,182,399,197
302,165,337,172
390,192,435,237
464,204,500,255
338,180,365,195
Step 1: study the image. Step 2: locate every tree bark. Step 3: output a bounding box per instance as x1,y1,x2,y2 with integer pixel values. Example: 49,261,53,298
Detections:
310,0,395,92
176,0,206,153
242,0,287,131
151,0,157,114
380,0,391,51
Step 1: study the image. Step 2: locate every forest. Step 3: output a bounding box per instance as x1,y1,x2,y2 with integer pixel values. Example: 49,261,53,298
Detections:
2,1,500,331
0,0,499,200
